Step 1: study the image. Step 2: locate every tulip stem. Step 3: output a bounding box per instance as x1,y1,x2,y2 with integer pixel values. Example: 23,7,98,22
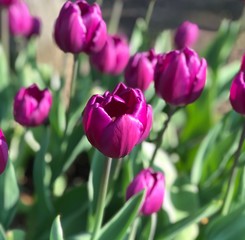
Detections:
221,120,245,215
149,213,157,240
145,0,157,29
128,217,140,240
150,106,176,167
108,0,123,34
70,54,79,102
91,157,112,240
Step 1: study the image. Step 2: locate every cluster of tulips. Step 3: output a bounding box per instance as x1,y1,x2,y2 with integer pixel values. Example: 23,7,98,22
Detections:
0,0,245,238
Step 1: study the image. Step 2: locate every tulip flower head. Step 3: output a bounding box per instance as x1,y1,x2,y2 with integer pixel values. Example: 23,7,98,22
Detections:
13,84,52,127
0,129,8,175
174,21,199,49
154,47,207,106
124,49,157,92
230,55,245,115
126,168,165,215
90,34,130,75
0,0,17,7
82,83,153,158
54,0,107,54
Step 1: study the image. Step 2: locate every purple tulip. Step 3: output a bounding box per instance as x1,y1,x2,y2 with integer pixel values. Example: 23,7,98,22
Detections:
0,129,8,175
8,0,33,37
230,55,245,115
90,34,130,75
54,0,107,54
124,49,157,92
174,21,199,49
13,84,52,127
82,83,152,158
0,0,17,7
154,47,207,106
126,168,165,215
26,16,41,39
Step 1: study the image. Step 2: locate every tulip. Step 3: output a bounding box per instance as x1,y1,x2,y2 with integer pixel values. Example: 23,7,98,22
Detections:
90,34,130,75
124,49,157,92
54,0,107,54
0,0,17,7
230,55,245,115
13,84,52,127
126,168,165,215
0,129,8,175
26,16,41,38
174,21,199,49
154,47,207,106
82,83,152,158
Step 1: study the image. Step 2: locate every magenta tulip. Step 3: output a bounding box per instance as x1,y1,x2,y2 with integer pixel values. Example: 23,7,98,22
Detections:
82,83,152,158
26,16,41,38
124,49,157,92
230,55,245,115
54,0,107,54
13,84,52,127
0,0,17,7
0,129,8,175
90,34,130,75
174,21,199,49
154,47,207,106
126,168,165,215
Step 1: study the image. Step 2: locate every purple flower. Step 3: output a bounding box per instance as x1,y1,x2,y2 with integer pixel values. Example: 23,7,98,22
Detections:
0,0,17,7
230,55,245,115
124,49,157,92
90,35,130,75
126,168,165,215
174,21,199,49
26,16,41,39
82,83,152,158
0,129,8,175
54,0,107,54
154,47,207,106
13,84,52,127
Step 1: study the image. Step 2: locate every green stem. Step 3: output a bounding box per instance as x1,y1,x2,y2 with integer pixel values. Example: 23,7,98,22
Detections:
149,213,157,240
113,157,123,181
145,0,157,29
1,7,9,74
150,106,176,167
221,120,245,215
128,217,139,240
108,0,123,34
91,157,112,240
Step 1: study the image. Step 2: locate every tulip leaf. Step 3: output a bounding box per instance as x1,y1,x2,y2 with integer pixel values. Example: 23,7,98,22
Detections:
155,201,221,240
0,161,19,229
96,190,145,240
6,230,25,240
0,225,5,240
50,215,64,240
66,233,91,240
0,44,8,91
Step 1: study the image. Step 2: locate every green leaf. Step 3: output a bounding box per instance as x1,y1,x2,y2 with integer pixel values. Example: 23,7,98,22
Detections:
50,215,64,240
0,44,8,91
154,30,172,53
0,161,19,228
0,225,5,240
156,201,221,240
96,190,145,240
6,230,25,240
66,233,91,240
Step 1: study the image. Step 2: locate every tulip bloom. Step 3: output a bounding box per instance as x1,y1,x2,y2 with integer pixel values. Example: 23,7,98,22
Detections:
124,49,157,92
54,0,107,54
230,55,245,115
0,129,8,175
0,0,17,7
90,35,130,75
82,83,152,158
13,84,52,127
174,21,199,49
154,47,207,106
126,168,165,215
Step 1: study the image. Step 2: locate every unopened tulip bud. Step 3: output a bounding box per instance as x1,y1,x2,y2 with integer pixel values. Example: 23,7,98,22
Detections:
154,47,207,106
54,0,107,54
13,84,52,127
124,49,157,92
174,21,199,49
82,83,152,158
126,168,165,215
0,129,8,175
90,35,130,75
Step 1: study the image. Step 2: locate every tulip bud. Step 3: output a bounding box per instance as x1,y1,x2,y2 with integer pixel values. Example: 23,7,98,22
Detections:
54,0,107,54
0,0,17,7
154,47,207,106
230,55,245,115
13,84,52,127
124,49,157,92
26,16,41,39
126,168,165,215
8,0,33,37
0,129,8,175
82,83,152,158
174,21,199,49
90,35,130,75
